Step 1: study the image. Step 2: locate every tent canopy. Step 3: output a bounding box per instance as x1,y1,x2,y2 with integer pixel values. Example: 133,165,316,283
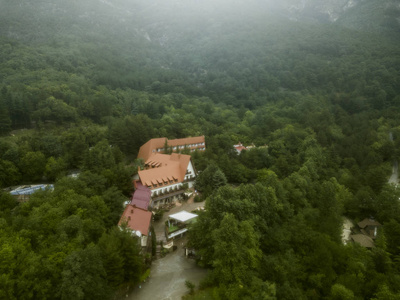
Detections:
169,210,198,223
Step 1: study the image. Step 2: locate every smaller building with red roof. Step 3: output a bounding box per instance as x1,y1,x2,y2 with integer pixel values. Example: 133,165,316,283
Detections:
118,204,152,247
233,142,247,154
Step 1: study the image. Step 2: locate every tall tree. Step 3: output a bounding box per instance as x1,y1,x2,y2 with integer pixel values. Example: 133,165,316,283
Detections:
60,245,109,300
211,213,261,286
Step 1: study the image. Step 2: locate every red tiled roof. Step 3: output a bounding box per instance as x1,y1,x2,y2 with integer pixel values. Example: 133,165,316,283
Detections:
234,145,247,152
137,136,205,161
137,138,166,162
351,234,375,248
118,205,152,236
358,218,381,229
138,153,191,188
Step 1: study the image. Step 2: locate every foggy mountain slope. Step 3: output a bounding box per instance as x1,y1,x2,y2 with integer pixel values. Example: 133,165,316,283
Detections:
0,0,399,104
336,0,400,34
1,0,397,44
0,0,183,90
121,0,400,106
277,0,400,35
0,0,145,43
274,0,364,22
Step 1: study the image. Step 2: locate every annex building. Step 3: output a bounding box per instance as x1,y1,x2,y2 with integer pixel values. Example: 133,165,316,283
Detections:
138,136,205,161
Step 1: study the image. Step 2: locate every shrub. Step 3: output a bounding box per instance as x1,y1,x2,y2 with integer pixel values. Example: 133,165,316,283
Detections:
153,209,164,221
185,280,195,295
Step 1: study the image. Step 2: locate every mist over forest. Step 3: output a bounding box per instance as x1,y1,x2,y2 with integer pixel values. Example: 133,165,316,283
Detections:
1,0,400,299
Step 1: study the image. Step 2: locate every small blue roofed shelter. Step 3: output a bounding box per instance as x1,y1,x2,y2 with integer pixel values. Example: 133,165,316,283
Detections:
10,184,54,202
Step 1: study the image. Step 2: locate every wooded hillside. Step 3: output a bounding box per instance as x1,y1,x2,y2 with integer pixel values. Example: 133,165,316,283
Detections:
1,0,400,299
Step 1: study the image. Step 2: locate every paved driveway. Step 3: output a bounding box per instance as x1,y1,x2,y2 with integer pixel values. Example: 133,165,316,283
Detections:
127,242,207,300
154,198,205,243
126,198,207,300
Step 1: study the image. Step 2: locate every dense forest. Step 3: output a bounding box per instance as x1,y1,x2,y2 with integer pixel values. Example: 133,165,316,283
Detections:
1,0,400,299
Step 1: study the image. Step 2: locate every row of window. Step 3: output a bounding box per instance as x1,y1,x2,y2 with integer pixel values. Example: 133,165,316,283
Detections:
152,185,181,196
156,142,205,152
147,178,178,189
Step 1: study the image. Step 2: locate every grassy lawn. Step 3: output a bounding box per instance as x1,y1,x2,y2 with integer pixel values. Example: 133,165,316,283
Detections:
168,225,179,233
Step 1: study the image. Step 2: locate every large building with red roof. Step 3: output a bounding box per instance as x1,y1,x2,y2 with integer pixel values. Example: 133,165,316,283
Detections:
134,151,197,208
138,136,205,161
118,204,152,247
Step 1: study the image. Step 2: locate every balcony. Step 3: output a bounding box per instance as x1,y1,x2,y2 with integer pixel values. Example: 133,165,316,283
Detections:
152,189,184,202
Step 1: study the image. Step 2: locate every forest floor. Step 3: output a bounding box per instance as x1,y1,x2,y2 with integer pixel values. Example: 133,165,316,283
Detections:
126,196,207,300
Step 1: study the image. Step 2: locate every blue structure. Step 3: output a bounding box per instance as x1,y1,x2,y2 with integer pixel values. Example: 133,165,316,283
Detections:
10,184,54,202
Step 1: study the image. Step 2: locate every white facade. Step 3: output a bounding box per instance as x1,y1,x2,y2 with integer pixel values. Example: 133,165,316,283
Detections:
184,160,196,187
149,160,196,196
150,182,182,197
